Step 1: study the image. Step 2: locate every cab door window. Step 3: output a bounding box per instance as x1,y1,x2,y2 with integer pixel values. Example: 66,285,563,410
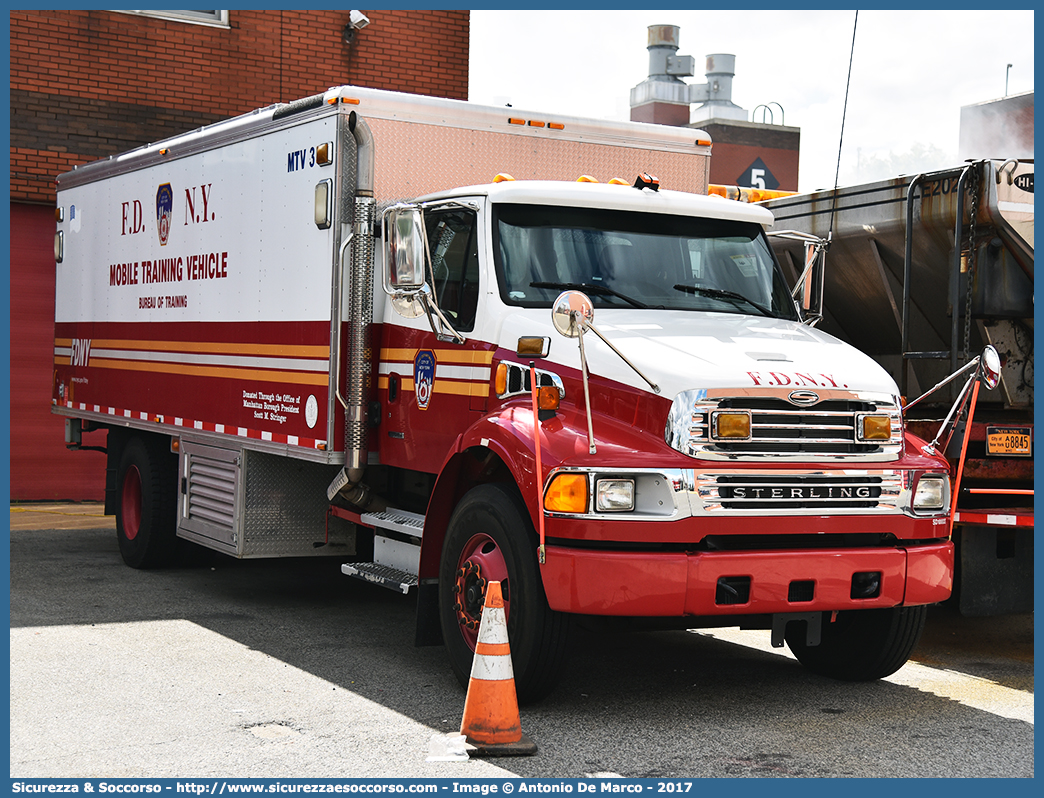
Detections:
426,209,479,332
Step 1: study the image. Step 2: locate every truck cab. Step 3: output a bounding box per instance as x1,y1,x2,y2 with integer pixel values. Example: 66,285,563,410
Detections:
374,177,954,700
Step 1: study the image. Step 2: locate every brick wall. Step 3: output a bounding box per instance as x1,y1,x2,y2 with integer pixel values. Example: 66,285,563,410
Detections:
10,9,470,204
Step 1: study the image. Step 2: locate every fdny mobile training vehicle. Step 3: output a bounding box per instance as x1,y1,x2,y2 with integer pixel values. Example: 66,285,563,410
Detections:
54,86,967,701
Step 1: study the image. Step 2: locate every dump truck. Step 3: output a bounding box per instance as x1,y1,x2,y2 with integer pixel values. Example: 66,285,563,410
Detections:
763,159,1033,615
55,86,961,700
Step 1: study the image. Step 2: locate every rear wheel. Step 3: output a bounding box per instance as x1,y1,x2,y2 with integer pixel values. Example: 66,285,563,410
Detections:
116,436,178,569
439,483,572,703
786,605,928,681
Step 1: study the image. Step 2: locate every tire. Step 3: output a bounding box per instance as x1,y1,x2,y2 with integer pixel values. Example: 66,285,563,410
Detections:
786,605,928,681
116,436,178,569
439,483,572,703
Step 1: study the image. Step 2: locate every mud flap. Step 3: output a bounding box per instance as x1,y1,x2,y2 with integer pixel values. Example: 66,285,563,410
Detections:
771,611,822,648
415,579,443,647
957,525,1034,615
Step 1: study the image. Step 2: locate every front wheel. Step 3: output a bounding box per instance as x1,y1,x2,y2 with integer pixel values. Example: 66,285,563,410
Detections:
439,483,572,703
786,605,928,681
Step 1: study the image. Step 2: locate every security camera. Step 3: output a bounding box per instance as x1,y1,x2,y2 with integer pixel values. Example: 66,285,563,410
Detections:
349,10,370,30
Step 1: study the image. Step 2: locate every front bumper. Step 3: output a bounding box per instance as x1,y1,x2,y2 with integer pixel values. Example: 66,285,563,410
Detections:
539,541,953,616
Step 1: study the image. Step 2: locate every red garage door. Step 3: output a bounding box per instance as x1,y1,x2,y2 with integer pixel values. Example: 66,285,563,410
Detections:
10,202,106,501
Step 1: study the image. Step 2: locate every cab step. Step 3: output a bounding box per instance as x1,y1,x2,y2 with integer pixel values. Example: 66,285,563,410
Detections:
339,507,425,594
359,508,425,537
342,562,418,594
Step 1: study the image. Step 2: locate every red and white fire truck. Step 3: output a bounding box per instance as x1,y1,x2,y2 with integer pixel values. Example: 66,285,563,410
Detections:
54,86,965,701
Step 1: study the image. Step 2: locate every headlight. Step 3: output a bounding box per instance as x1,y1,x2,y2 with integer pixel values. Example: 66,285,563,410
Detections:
595,479,635,512
913,474,950,512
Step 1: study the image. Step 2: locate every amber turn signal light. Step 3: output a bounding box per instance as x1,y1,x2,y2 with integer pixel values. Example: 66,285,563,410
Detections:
537,385,560,411
712,411,751,440
544,473,588,514
859,415,892,441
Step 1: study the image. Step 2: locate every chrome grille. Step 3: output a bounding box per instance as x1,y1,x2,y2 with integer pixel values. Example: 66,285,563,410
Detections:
666,389,903,462
697,471,904,513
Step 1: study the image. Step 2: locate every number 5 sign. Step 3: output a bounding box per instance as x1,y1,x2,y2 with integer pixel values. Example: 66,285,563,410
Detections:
738,158,779,190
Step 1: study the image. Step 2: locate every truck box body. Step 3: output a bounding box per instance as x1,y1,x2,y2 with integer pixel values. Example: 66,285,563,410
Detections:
55,88,711,464
54,86,958,699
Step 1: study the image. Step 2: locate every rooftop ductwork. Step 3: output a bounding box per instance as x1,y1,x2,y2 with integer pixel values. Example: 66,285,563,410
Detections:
629,25,747,124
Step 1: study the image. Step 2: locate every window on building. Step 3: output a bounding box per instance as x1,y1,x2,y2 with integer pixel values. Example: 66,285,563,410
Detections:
115,10,230,27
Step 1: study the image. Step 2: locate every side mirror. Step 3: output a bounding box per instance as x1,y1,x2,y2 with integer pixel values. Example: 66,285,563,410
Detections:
769,230,827,326
382,205,426,292
979,345,1002,390
797,238,825,324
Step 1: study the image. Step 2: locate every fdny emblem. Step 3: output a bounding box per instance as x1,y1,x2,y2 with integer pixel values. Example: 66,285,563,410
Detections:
156,183,173,246
788,390,820,406
414,350,436,410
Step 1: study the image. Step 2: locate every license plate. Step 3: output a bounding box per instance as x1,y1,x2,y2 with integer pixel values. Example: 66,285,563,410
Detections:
986,426,1032,456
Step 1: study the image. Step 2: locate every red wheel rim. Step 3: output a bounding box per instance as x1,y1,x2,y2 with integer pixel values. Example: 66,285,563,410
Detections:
452,533,510,650
121,465,143,541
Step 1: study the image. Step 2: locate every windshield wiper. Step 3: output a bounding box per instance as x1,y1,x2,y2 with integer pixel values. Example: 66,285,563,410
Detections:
673,284,774,318
530,281,648,309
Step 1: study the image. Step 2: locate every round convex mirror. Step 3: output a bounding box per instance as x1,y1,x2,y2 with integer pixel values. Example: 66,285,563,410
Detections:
551,290,594,338
979,345,1002,390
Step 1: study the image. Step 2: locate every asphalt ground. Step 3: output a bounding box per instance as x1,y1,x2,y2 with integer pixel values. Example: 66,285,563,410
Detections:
9,502,1034,779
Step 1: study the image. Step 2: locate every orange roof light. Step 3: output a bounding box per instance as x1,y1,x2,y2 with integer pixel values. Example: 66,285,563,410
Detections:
576,175,599,183
493,173,515,183
549,122,565,130
508,117,525,126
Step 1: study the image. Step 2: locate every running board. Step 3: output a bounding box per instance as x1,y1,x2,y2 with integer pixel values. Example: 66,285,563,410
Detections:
341,562,418,594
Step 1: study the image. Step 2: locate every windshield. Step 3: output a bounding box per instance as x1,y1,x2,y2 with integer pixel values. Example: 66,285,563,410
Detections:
493,203,798,320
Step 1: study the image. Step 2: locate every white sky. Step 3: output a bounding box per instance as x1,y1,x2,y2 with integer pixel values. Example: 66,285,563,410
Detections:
468,9,1035,193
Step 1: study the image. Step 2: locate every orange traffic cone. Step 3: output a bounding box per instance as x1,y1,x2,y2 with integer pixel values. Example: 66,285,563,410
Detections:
458,580,537,756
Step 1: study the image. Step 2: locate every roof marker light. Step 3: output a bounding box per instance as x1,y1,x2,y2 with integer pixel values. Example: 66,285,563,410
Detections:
528,120,545,127
549,122,565,130
577,175,599,183
493,173,515,182
608,178,628,186
508,117,525,126
633,172,660,191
